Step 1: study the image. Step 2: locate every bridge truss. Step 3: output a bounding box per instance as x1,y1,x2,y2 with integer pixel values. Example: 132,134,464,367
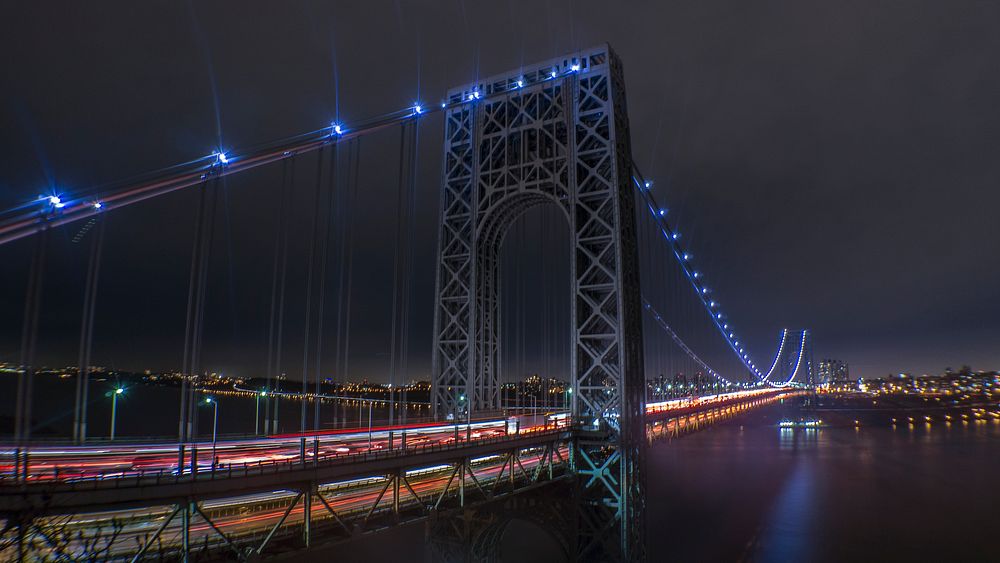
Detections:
432,44,646,561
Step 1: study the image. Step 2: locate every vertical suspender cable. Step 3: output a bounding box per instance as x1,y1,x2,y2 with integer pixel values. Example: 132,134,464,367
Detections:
74,214,105,443
313,143,338,431
189,178,220,440
332,145,348,428
14,225,48,443
272,159,295,434
388,123,409,426
396,119,419,423
341,139,362,423
179,180,209,442
264,159,291,435
300,147,326,433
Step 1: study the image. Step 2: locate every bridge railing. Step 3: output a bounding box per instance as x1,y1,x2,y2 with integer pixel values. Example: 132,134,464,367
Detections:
0,424,575,491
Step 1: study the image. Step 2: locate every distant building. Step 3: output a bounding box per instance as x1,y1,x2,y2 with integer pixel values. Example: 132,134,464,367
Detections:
818,359,849,384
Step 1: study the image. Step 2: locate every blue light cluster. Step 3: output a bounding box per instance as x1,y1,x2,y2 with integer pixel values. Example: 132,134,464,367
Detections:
454,59,585,108
633,171,770,384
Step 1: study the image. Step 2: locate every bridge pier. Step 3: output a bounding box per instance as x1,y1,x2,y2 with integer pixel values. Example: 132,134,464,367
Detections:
303,488,312,547
181,500,190,563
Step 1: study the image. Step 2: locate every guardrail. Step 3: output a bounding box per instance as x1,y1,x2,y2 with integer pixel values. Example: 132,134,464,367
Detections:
0,425,575,492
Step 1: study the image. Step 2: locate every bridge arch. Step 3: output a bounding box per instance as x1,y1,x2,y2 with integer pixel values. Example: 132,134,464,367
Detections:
471,514,572,563
472,192,571,413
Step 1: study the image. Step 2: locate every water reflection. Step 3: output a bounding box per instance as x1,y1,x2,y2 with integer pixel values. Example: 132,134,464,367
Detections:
646,400,1000,562
755,460,816,563
778,427,820,450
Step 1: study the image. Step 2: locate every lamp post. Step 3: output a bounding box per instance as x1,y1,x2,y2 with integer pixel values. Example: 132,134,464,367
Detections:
205,397,218,466
367,399,373,449
255,391,266,435
457,394,471,441
109,387,124,441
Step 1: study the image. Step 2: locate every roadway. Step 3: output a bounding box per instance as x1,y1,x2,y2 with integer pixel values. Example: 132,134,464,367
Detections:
26,443,570,559
0,388,790,559
0,419,516,483
1,388,787,484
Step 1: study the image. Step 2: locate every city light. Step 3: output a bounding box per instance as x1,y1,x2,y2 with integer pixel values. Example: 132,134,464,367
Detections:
93,202,103,209
332,123,343,135
570,63,580,71
413,104,423,114
216,152,229,165
516,79,524,88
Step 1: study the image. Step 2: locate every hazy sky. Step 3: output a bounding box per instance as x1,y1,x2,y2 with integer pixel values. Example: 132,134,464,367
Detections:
1,1,998,382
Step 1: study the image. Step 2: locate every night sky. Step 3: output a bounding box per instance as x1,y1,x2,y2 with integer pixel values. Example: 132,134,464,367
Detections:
1,1,998,382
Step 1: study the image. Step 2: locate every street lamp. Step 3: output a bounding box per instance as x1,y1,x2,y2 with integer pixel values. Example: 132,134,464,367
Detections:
367,399,373,449
255,390,267,435
457,394,471,441
205,397,218,466
109,387,124,441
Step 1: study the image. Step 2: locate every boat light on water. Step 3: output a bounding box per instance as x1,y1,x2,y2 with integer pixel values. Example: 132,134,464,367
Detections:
778,419,823,428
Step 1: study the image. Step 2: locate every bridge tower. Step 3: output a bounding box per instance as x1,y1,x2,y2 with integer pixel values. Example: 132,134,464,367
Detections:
431,44,646,561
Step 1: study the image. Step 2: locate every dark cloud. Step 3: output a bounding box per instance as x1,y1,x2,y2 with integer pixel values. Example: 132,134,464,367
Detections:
1,1,997,381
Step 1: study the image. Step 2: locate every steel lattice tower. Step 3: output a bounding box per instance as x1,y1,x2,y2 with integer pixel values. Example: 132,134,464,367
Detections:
431,44,646,561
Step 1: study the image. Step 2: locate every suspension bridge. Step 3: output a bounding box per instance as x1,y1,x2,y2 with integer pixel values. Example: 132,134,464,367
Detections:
0,44,813,562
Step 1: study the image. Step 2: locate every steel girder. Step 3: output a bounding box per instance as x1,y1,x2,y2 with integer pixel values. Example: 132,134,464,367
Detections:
431,44,646,562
